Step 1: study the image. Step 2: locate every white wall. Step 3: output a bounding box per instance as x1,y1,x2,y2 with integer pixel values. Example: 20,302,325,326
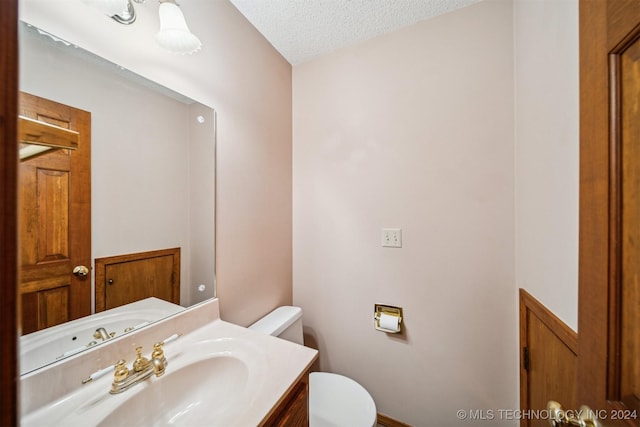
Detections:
293,1,517,425
514,0,579,331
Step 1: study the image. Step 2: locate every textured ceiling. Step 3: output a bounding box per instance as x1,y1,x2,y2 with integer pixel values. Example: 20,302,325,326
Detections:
228,0,482,65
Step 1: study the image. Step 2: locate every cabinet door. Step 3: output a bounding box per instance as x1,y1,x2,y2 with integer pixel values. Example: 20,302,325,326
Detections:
95,248,180,311
262,372,309,427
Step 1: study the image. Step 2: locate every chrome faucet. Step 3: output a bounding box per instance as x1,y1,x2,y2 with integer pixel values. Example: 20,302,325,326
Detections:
110,343,167,394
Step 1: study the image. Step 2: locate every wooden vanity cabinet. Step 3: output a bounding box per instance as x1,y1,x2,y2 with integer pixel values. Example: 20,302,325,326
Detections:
261,370,310,427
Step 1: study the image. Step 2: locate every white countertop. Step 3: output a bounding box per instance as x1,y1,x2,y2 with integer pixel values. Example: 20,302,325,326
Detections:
20,299,318,426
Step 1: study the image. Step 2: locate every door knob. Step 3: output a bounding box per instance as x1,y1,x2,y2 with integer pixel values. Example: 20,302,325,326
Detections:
548,401,601,427
72,265,89,277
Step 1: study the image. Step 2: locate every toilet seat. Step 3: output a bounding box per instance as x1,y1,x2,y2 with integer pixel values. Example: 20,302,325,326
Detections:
309,372,377,427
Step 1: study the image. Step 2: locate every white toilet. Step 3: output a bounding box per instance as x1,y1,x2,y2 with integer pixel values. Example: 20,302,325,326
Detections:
249,306,377,427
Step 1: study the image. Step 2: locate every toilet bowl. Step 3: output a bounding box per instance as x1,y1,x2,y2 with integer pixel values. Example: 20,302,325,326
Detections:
310,372,377,427
248,306,377,427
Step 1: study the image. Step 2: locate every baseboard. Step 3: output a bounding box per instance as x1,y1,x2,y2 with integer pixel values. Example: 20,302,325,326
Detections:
377,412,413,427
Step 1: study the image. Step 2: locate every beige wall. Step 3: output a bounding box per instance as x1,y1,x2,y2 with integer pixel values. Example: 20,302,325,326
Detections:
292,1,517,425
20,0,293,325
20,0,582,423
514,0,579,331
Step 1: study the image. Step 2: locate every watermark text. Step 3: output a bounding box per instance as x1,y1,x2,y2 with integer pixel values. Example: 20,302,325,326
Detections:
456,408,637,421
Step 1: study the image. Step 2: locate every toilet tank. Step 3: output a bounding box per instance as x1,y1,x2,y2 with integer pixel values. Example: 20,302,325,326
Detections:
248,306,304,345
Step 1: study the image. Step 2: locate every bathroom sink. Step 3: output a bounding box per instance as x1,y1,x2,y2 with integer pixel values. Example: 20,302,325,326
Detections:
97,356,250,426
20,297,183,374
95,337,268,427
21,334,268,427
20,303,317,427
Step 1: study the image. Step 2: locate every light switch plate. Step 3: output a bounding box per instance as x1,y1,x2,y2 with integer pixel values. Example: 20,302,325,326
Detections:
382,228,402,248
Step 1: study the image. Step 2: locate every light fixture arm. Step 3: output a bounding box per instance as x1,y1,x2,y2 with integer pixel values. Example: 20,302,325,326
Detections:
110,0,136,25
106,0,145,25
82,0,201,55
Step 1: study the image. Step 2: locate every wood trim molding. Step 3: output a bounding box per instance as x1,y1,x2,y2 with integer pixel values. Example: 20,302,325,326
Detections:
0,0,19,424
377,413,413,427
577,0,610,412
1,0,19,423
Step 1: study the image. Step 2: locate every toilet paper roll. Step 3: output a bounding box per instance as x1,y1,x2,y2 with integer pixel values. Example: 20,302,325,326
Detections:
378,313,400,332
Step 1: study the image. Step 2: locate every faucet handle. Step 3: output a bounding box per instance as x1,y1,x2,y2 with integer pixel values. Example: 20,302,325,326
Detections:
132,346,149,372
113,359,129,382
151,342,165,360
150,343,167,377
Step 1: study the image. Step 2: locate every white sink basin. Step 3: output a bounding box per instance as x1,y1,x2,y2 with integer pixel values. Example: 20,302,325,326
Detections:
22,333,271,427
96,338,263,426
20,297,183,374
21,302,317,427
98,356,249,426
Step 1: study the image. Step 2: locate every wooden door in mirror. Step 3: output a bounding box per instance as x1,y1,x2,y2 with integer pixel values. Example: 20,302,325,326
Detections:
18,92,91,334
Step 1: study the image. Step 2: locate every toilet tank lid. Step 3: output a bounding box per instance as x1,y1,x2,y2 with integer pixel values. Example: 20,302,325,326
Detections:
248,306,302,337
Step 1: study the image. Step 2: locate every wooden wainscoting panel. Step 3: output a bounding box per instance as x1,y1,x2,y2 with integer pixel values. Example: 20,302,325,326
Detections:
95,247,180,311
519,289,578,427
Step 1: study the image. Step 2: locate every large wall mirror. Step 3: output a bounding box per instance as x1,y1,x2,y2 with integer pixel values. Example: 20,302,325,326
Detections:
18,18,216,374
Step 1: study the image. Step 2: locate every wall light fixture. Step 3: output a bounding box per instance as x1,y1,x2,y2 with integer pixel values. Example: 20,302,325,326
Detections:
81,0,202,55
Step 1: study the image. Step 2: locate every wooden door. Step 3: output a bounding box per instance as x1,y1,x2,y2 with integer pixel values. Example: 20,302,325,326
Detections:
18,92,91,334
579,0,640,425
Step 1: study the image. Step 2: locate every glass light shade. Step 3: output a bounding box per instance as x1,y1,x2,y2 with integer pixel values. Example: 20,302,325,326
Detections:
156,2,202,55
81,0,129,17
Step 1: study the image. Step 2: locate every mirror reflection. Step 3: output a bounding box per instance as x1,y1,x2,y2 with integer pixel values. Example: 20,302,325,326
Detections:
18,23,216,375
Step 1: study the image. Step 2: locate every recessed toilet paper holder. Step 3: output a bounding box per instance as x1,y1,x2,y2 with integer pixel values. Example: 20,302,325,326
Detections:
374,304,403,333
